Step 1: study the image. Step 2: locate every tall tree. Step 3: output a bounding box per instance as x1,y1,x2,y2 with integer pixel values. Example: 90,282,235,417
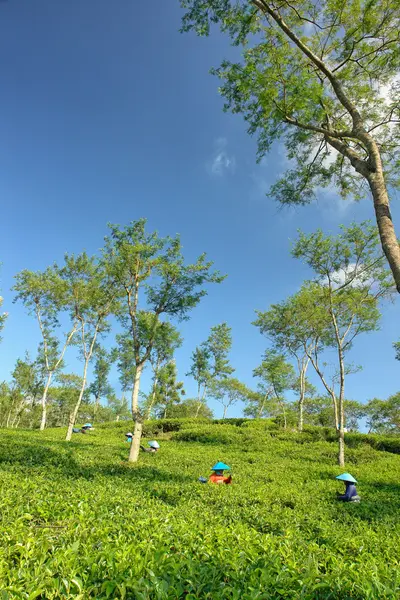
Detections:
153,360,185,418
89,346,114,420
187,322,234,416
210,376,251,419
61,253,118,441
103,219,223,462
253,351,295,428
292,222,392,465
13,267,79,430
181,0,400,291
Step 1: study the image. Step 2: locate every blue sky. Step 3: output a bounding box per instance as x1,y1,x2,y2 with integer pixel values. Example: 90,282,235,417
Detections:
0,0,399,419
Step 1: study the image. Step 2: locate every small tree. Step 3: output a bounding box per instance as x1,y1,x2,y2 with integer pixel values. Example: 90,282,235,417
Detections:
166,398,214,419
365,394,400,433
13,267,79,430
153,361,185,418
89,346,114,420
60,253,118,441
52,374,87,428
254,298,318,431
210,377,251,419
181,0,400,291
187,322,234,416
145,322,183,419
243,388,274,419
104,219,223,462
107,393,131,422
253,351,295,429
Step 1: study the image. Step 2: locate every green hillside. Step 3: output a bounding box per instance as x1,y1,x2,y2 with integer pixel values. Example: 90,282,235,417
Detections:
0,421,399,599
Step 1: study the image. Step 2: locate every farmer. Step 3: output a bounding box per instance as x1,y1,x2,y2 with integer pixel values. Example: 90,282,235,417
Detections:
208,462,232,485
140,440,160,453
125,432,133,443
336,473,360,502
82,423,93,431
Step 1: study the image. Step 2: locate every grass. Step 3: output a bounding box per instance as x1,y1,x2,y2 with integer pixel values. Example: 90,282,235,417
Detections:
0,422,399,599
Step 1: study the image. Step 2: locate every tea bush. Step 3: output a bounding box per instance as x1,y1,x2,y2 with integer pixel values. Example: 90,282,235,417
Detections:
0,423,399,599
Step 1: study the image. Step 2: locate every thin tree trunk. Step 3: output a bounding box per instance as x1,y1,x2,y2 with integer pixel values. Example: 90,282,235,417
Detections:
66,326,98,441
297,360,308,432
93,394,100,421
145,366,159,420
257,398,266,419
337,346,346,467
222,405,227,419
40,371,53,431
116,415,120,422
128,363,144,463
39,323,78,432
307,349,339,428
66,356,90,441
280,400,287,430
338,427,345,467
195,384,207,417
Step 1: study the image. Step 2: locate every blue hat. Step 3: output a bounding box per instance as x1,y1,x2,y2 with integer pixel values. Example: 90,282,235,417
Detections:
148,440,160,449
211,462,230,471
336,472,357,483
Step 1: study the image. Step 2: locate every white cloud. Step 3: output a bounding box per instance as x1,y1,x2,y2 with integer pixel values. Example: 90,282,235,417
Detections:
324,262,374,289
207,138,236,176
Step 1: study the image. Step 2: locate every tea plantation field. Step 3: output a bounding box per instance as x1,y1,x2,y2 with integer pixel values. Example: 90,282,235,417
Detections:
0,421,399,599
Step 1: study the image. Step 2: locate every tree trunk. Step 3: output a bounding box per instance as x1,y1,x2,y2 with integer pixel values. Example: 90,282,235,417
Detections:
145,378,158,420
280,401,287,430
116,415,120,422
257,398,266,419
93,394,100,421
366,154,400,293
65,357,90,441
337,346,346,467
128,363,144,463
195,384,207,418
298,362,307,432
40,371,53,431
129,419,143,463
222,405,227,419
338,427,345,467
